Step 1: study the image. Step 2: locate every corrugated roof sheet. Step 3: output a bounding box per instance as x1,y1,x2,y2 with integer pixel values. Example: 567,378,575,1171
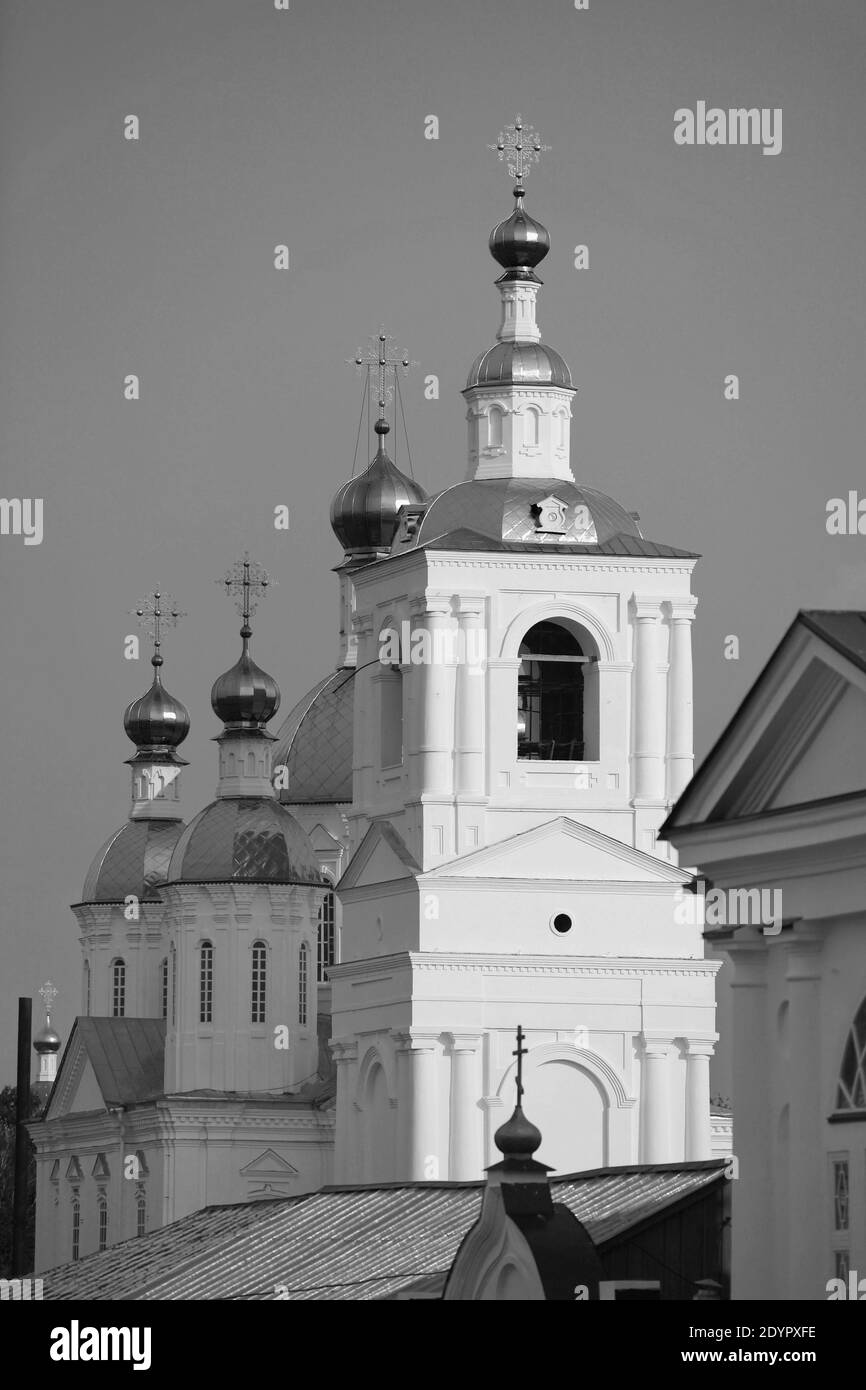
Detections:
42,1161,724,1301
71,1018,166,1106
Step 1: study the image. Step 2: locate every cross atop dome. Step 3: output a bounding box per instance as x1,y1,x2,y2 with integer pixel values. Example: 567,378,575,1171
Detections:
132,591,185,669
349,330,415,419
217,553,272,633
489,115,551,189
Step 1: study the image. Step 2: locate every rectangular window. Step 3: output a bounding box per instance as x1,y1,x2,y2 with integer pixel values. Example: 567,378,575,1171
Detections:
199,943,213,1024
71,1202,80,1262
98,1199,108,1253
160,958,168,1020
171,947,177,1027
251,943,267,1024
137,1199,146,1239
112,961,126,1018
298,943,308,1027
317,891,336,983
833,1159,849,1231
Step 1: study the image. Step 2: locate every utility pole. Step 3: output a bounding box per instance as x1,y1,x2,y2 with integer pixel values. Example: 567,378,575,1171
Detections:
12,996,32,1276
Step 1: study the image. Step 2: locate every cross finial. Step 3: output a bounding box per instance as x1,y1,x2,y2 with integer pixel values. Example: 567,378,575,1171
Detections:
489,115,550,186
348,330,415,417
39,981,58,1017
513,1024,528,1107
217,552,272,631
131,591,185,668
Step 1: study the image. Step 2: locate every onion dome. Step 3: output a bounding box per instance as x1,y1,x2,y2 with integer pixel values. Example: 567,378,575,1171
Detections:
211,626,280,730
494,1103,543,1159
124,656,190,753
489,185,550,281
167,796,324,885
34,1022,61,1055
80,818,186,902
330,418,427,557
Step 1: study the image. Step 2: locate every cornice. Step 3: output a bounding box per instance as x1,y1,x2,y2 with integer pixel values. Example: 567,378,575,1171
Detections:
330,951,719,980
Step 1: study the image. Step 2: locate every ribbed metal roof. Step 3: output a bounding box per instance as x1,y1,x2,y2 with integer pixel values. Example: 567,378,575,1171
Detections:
465,341,573,391
271,669,355,804
80,819,185,904
66,1018,166,1107
42,1161,725,1301
167,798,324,885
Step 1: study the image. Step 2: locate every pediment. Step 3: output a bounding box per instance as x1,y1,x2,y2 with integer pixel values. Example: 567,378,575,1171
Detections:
239,1148,299,1179
339,821,420,892
664,613,866,834
45,1029,108,1121
430,817,689,885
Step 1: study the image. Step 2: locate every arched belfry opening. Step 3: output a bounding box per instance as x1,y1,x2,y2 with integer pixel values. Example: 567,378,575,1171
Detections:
517,620,599,761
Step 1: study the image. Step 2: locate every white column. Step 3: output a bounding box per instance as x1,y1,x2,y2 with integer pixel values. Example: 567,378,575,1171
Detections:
641,1036,671,1162
331,1040,358,1184
684,1040,715,1160
632,598,666,801
447,1034,483,1179
454,600,485,798
410,599,454,796
785,936,823,1300
396,1033,440,1180
666,599,697,802
727,943,771,1300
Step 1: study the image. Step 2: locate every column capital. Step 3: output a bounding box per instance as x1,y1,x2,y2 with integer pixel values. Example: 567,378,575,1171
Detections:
726,941,769,987
666,597,698,623
391,1028,440,1053
783,933,824,982
455,598,485,620
409,595,452,620
631,595,663,622
352,612,375,637
640,1032,674,1057
445,1032,483,1054
329,1038,358,1064
683,1037,717,1058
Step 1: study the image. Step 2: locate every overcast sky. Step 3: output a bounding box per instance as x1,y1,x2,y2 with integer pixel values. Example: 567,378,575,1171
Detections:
1,0,864,1079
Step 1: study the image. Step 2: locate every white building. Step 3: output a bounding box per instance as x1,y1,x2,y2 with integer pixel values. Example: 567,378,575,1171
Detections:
29,126,722,1269
663,609,866,1300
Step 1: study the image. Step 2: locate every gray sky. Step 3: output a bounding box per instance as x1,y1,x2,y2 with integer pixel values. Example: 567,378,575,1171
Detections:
1,0,865,1080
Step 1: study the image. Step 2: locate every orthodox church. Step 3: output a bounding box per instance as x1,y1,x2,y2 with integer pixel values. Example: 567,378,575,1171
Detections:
28,120,721,1272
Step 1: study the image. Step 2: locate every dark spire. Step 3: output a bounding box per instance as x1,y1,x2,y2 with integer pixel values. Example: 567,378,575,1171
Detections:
493,1024,545,1160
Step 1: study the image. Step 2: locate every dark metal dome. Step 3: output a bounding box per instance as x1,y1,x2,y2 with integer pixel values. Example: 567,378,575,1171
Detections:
408,479,642,550
80,818,185,903
489,193,550,279
465,340,573,391
211,637,280,730
124,665,190,752
331,420,427,556
167,796,324,885
272,669,354,804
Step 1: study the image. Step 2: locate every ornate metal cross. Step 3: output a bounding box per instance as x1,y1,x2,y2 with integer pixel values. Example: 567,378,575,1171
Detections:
217,553,272,624
349,330,414,414
489,115,551,183
131,591,184,660
39,981,58,1016
513,1023,528,1107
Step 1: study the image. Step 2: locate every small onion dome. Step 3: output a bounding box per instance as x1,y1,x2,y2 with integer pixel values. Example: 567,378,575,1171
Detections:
124,660,190,752
34,1022,61,1055
465,341,573,392
494,1103,543,1159
211,630,280,730
489,187,550,281
330,419,427,556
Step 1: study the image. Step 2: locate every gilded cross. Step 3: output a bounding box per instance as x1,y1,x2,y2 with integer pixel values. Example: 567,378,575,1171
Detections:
131,591,184,661
349,331,414,414
489,115,551,184
39,981,58,1016
217,553,272,624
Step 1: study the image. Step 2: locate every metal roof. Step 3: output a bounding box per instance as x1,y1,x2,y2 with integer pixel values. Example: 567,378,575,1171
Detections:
421,527,698,559
799,610,866,675
271,669,355,804
41,1160,725,1301
72,1018,166,1107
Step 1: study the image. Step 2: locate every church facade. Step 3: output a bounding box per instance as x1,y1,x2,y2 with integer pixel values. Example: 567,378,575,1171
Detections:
28,121,720,1271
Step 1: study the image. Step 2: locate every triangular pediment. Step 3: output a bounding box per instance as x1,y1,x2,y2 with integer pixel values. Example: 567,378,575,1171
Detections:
339,821,420,892
239,1148,299,1179
45,1026,109,1121
664,612,866,835
430,817,690,884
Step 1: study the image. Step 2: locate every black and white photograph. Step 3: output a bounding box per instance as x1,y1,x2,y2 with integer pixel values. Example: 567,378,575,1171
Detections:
0,0,864,1353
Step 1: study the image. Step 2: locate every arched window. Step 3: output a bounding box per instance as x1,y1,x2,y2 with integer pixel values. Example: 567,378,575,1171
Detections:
97,1195,108,1253
298,942,309,1027
111,959,126,1018
318,890,336,982
488,405,504,449
137,1195,147,1238
517,621,597,761
247,751,256,776
199,941,213,1024
170,944,177,1027
251,941,267,1024
71,1198,81,1262
83,961,91,1015
836,998,866,1112
524,405,540,448
160,957,168,1020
